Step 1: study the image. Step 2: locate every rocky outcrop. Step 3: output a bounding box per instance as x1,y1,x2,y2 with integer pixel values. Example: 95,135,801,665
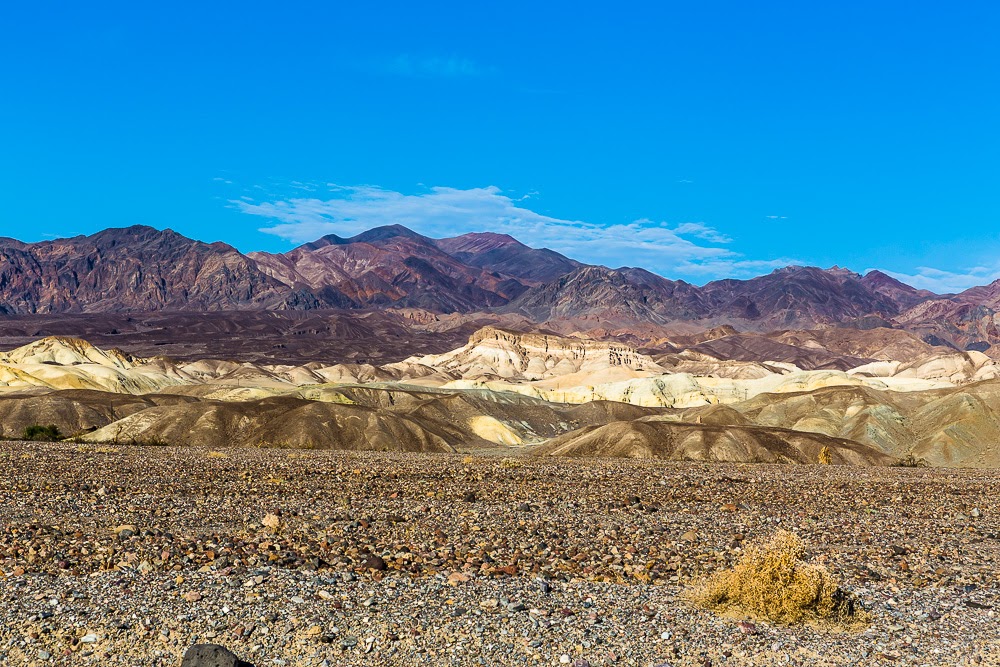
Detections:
403,325,664,380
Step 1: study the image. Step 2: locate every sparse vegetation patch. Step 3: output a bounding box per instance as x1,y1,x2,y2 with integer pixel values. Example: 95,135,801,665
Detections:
22,424,62,442
891,454,930,468
686,530,867,626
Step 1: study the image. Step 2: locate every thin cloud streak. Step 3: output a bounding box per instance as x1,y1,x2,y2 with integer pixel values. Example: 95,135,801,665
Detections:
235,184,795,280
875,266,1000,294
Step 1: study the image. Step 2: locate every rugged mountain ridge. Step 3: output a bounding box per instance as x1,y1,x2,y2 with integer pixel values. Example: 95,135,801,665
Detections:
0,226,319,314
3,224,1000,352
503,264,948,334
433,232,581,284
248,225,536,312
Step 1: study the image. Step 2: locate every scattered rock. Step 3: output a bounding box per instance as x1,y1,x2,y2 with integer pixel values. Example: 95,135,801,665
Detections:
447,572,471,586
362,554,387,571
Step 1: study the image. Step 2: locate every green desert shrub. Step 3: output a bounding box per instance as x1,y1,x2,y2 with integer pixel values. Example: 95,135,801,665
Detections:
23,424,63,442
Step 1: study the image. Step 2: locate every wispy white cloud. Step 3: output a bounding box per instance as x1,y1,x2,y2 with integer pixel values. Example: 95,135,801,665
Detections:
381,54,488,78
671,222,732,244
235,184,794,280
678,257,801,277
874,266,1000,294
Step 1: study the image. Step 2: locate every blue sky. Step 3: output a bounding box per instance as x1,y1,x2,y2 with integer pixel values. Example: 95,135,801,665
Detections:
1,1,998,292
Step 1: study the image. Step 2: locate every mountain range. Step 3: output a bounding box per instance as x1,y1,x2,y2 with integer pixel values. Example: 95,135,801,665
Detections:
1,224,998,353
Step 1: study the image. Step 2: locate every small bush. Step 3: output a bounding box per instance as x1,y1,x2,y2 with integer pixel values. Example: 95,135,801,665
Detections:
23,424,62,442
84,436,169,447
818,446,833,465
499,457,524,469
206,450,228,459
891,454,929,468
75,445,118,454
685,530,866,625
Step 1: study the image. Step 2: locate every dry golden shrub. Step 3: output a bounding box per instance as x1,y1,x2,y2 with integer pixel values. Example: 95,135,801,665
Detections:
76,445,117,454
261,513,282,534
818,446,833,465
686,530,865,625
499,457,524,469
205,450,228,459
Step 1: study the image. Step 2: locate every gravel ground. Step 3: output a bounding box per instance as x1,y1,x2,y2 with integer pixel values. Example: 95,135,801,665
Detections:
0,442,998,666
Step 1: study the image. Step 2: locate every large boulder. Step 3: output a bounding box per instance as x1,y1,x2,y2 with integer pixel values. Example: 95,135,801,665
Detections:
180,644,253,667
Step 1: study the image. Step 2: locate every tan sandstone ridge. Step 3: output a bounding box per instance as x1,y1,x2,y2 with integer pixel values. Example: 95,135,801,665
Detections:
3,328,995,408
534,418,893,466
398,326,664,382
406,328,985,408
5,330,1000,467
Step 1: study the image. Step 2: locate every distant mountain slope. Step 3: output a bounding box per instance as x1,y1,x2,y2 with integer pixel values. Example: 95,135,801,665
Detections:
698,266,905,327
505,264,929,330
0,226,317,314
433,232,580,284
249,225,529,312
9,223,1000,354
860,270,939,309
503,265,707,324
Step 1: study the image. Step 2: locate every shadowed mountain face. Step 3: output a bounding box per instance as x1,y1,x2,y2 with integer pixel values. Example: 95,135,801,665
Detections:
505,265,932,331
860,270,939,310
0,226,318,314
249,225,541,312
503,266,707,324
433,232,581,284
0,311,494,365
698,266,905,327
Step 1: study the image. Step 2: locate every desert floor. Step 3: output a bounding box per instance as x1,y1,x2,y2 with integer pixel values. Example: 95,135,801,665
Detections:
0,442,997,666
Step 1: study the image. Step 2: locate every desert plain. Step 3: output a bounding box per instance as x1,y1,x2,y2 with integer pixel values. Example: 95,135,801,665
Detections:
0,443,997,666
